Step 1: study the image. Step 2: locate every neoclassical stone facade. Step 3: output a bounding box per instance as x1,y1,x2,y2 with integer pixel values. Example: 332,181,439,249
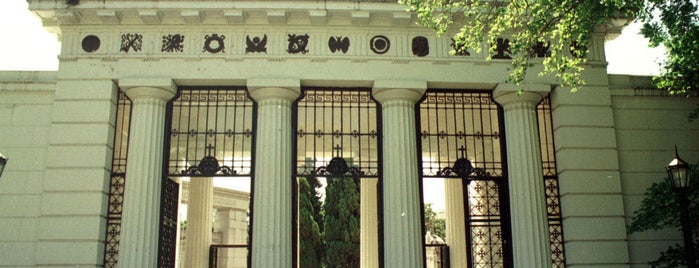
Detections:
0,1,697,267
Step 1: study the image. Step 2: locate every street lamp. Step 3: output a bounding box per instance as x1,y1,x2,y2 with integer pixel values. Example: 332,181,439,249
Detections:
0,153,7,179
666,146,696,268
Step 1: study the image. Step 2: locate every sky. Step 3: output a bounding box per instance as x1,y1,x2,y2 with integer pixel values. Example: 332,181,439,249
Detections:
0,0,667,75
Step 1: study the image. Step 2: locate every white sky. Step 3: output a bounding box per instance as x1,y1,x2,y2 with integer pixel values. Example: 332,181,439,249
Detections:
0,0,666,75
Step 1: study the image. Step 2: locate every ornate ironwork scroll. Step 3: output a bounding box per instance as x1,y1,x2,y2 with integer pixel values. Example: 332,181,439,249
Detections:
537,96,567,268
412,36,429,57
103,90,132,268
120,33,143,53
328,36,350,54
287,34,310,54
492,38,511,59
369,35,390,54
203,34,226,53
295,88,380,177
246,35,268,53
162,34,185,53
167,88,255,178
451,38,470,56
418,90,510,267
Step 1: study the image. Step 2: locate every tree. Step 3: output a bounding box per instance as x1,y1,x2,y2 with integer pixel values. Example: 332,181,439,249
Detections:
322,177,360,268
401,0,643,91
637,0,699,97
628,165,698,267
424,203,446,240
299,177,324,267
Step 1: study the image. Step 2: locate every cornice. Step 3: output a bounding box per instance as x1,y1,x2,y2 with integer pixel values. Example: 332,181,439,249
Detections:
29,1,416,28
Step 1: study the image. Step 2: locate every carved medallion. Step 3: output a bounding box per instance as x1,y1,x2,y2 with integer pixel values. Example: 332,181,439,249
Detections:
82,35,100,53
162,34,185,53
203,34,225,53
450,38,470,56
246,34,268,53
370,35,390,54
412,36,429,57
569,41,587,58
287,34,310,54
530,41,551,58
120,33,143,53
328,36,350,54
492,37,511,59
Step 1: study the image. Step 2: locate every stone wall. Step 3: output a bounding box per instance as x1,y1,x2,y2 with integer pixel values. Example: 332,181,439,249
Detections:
0,71,56,267
610,75,699,267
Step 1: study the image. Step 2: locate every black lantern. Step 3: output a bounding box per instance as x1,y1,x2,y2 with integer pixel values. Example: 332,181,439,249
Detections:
667,146,692,189
0,153,7,179
666,146,696,268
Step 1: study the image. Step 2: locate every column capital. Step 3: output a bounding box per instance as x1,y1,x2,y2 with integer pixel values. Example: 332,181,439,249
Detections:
247,78,301,102
372,80,427,104
493,83,550,107
119,78,177,101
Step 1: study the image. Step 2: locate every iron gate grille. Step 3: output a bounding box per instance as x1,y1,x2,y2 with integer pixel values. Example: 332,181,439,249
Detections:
295,88,380,177
103,90,131,268
158,178,180,267
537,97,567,268
417,90,510,267
165,87,256,268
168,87,255,178
294,87,382,267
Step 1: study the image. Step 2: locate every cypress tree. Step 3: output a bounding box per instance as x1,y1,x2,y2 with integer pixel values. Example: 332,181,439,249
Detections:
322,177,360,267
299,177,323,267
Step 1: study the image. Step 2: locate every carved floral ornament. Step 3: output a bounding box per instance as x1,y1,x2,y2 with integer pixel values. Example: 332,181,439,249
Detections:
79,32,567,59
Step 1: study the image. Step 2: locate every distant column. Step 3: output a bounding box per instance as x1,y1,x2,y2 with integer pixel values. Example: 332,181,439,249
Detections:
184,178,213,268
372,80,427,268
248,79,301,267
118,78,176,268
444,179,468,267
493,84,551,268
360,179,379,268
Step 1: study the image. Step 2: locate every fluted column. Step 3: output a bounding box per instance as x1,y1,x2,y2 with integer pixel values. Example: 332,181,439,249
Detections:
360,179,379,268
184,177,213,268
248,79,301,267
493,84,551,268
444,179,468,268
373,81,426,268
119,78,177,268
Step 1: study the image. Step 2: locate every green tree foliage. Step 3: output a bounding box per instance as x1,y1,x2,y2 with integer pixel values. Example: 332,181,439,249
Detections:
628,166,698,267
323,177,360,267
401,0,642,91
637,0,699,96
299,177,324,267
424,203,446,240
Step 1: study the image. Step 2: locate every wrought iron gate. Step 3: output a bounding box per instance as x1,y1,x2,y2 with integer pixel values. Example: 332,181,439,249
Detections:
294,87,382,267
537,97,567,268
103,90,131,268
417,90,511,267
165,87,256,268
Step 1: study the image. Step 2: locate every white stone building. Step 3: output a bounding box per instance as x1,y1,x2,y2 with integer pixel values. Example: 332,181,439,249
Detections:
0,1,697,267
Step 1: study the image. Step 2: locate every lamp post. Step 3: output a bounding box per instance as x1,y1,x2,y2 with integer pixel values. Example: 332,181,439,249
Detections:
666,146,696,268
0,153,7,179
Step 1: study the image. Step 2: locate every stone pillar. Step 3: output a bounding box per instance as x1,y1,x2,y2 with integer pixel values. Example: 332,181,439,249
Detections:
118,78,177,268
444,179,468,267
372,80,426,268
184,178,213,268
360,179,379,268
493,84,551,268
248,79,300,267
